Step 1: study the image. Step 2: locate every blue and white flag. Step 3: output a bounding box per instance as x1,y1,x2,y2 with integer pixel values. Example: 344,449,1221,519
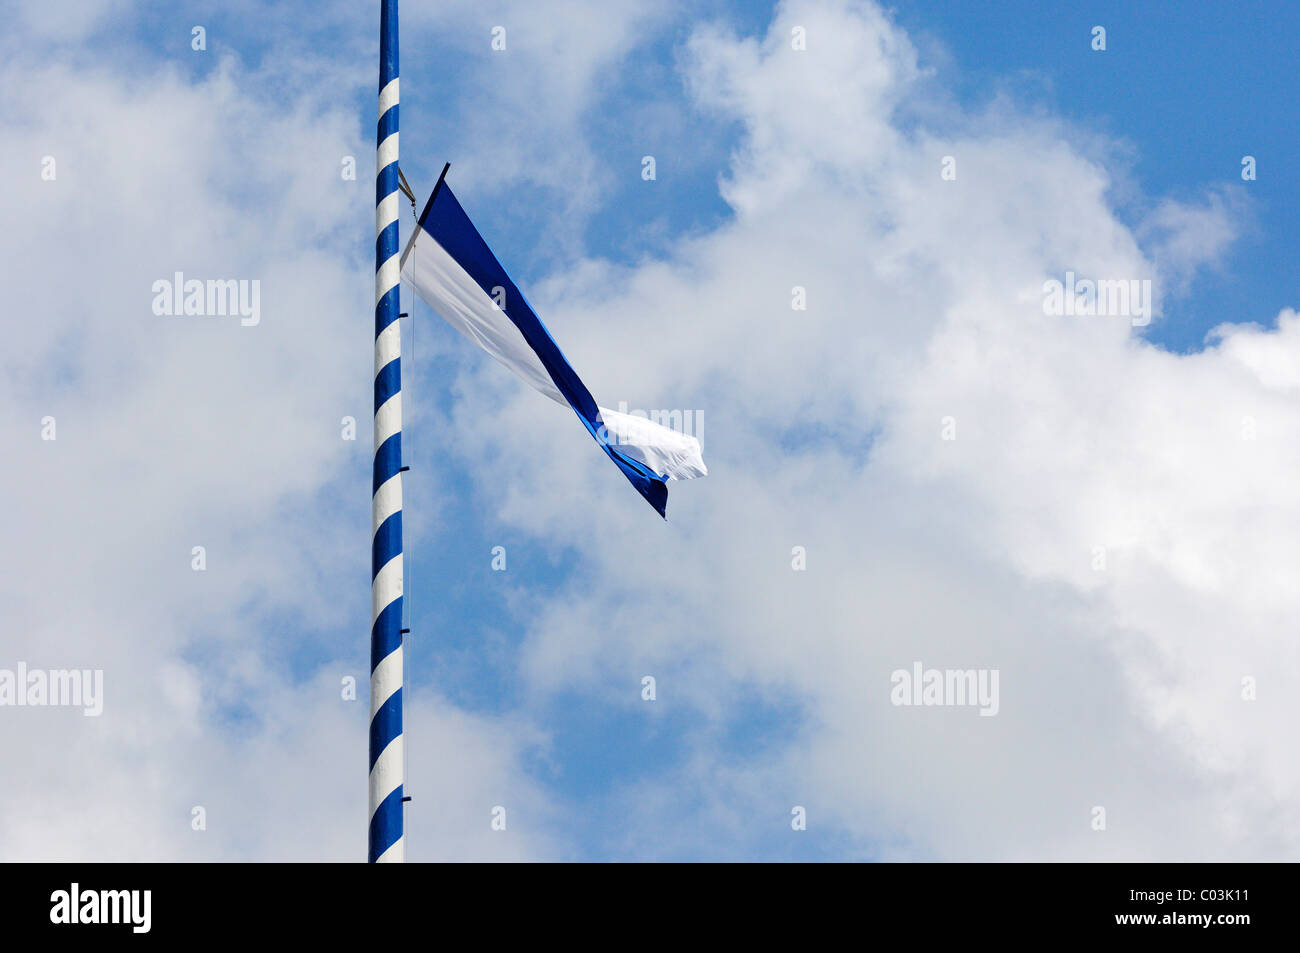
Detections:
400,166,707,517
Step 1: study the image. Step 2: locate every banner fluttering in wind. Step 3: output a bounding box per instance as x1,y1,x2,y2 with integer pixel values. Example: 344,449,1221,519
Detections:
400,167,707,517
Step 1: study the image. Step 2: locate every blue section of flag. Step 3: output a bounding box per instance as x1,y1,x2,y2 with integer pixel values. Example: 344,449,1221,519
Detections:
416,179,670,517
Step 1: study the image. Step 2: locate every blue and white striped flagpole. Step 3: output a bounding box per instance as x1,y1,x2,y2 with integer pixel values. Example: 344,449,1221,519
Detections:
369,0,405,863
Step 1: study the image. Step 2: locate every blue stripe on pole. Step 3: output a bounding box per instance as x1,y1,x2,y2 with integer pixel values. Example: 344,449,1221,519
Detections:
368,786,404,863
376,287,401,335
377,106,399,146
372,433,402,493
372,513,401,576
376,163,401,210
374,359,400,411
370,600,403,670
375,220,399,265
415,182,670,516
370,0,403,864
379,0,398,87
369,689,403,770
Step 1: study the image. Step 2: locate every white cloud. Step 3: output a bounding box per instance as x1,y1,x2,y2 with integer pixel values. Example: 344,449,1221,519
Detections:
5,0,132,43
435,0,1292,859
0,39,554,860
400,0,670,249
1138,188,1247,296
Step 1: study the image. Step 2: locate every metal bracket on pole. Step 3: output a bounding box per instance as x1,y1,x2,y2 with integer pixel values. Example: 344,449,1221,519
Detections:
397,168,418,212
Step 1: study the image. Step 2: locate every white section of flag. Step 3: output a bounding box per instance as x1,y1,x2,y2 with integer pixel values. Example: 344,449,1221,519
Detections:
403,230,565,405
596,406,708,480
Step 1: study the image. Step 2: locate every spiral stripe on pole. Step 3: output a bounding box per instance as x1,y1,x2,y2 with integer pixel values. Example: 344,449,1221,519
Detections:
369,0,404,864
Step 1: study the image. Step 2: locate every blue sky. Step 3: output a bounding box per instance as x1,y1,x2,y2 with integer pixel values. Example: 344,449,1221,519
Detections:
4,0,1298,861
897,0,1298,353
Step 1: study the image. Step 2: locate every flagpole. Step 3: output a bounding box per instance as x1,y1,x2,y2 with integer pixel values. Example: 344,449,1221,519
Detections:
369,0,406,863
